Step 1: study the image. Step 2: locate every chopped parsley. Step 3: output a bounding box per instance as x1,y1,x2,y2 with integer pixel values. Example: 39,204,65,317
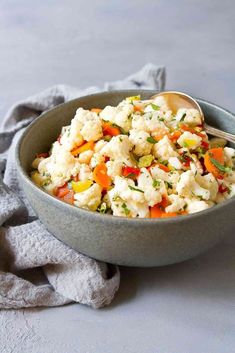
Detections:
121,203,130,216
151,103,160,110
164,181,173,189
147,136,157,144
128,185,144,193
180,113,187,122
152,179,160,188
209,156,232,173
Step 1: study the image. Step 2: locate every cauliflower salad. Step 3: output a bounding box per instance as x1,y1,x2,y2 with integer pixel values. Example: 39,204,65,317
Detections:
31,95,235,218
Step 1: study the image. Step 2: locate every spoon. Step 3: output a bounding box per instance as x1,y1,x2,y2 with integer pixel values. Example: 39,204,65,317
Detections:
151,91,235,144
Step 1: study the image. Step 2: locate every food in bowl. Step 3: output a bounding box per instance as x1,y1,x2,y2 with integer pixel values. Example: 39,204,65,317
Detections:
31,95,235,218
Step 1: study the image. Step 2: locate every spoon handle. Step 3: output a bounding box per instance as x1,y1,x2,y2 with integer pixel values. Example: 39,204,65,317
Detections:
204,123,235,145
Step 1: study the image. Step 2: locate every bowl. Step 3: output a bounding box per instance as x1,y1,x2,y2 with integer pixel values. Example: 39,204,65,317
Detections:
16,90,235,267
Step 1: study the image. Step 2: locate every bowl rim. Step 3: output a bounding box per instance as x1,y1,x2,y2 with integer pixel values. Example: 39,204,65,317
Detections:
15,89,235,225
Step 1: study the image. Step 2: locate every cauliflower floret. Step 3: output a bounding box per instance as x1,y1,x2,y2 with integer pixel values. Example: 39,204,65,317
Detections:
60,121,84,151
90,152,105,168
106,160,123,179
131,112,169,134
177,131,202,150
152,96,170,111
138,168,162,206
153,135,178,159
74,183,102,211
38,142,80,187
176,170,210,200
100,135,133,166
168,157,182,170
74,108,103,142
129,129,152,156
196,173,218,201
79,164,93,181
186,199,211,214
190,154,203,175
78,149,93,164
94,140,108,153
224,147,235,166
175,108,202,126
100,102,133,132
165,195,186,213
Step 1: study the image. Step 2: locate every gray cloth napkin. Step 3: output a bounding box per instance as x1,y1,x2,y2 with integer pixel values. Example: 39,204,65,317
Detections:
0,64,165,309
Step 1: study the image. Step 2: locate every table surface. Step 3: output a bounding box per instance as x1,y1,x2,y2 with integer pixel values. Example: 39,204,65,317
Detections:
0,1,235,352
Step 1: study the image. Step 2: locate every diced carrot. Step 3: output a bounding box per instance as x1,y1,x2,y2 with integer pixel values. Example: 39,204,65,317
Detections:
72,174,79,182
71,141,94,156
63,190,75,204
161,212,178,218
91,108,102,113
102,121,120,136
159,196,169,208
36,152,49,158
55,184,70,198
93,163,111,189
158,164,170,172
133,105,143,113
204,147,224,179
150,204,163,218
169,131,182,142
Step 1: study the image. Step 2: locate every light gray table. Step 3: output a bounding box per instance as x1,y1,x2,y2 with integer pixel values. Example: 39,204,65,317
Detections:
0,1,235,352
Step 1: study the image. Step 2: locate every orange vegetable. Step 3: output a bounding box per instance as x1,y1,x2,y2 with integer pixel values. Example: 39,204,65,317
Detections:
204,147,224,179
161,212,178,218
91,108,102,113
102,121,120,136
93,163,111,189
150,204,163,218
56,184,70,198
133,105,143,113
63,190,75,204
71,141,94,156
180,124,205,138
169,131,182,142
158,164,170,172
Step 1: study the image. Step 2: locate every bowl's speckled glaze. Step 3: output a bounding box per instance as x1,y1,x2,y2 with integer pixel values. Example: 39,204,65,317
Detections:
16,90,235,267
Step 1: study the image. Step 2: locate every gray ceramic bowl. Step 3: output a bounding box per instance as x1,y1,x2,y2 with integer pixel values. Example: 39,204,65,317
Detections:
16,90,235,267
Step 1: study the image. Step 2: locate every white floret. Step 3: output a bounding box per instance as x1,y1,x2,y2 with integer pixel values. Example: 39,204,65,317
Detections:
224,147,235,165
175,108,202,126
79,164,93,181
153,135,178,159
176,170,210,200
100,102,133,132
165,195,186,213
168,157,182,170
131,112,169,134
60,121,84,151
195,173,218,201
100,135,133,166
74,108,103,142
78,149,94,164
106,160,123,179
129,129,152,156
74,183,102,211
177,131,202,150
94,140,108,153
186,199,211,214
90,152,105,168
152,96,170,111
38,142,80,187
138,168,162,206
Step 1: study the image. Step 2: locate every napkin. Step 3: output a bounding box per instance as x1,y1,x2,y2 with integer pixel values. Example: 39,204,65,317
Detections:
0,64,166,309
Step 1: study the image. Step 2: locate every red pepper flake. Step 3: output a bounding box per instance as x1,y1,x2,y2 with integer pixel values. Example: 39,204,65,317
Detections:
36,152,49,158
104,156,110,163
122,166,140,179
219,184,228,193
201,140,209,150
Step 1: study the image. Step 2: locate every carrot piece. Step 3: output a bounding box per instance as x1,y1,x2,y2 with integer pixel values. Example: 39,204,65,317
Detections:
169,131,182,142
158,164,170,172
180,124,205,138
71,141,94,156
63,190,75,204
93,163,111,189
102,121,120,136
56,184,70,198
204,147,224,179
150,204,163,218
133,105,143,113
161,212,178,218
91,108,102,113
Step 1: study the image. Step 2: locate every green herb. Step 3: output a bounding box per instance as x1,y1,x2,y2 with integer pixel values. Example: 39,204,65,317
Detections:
138,154,154,168
147,136,157,144
209,156,232,173
97,203,108,214
152,179,160,188
113,195,122,202
128,185,144,193
126,173,137,179
164,181,173,189
180,113,186,122
121,203,130,216
151,103,160,111
158,117,165,122
104,135,111,142
158,159,168,166
183,141,189,148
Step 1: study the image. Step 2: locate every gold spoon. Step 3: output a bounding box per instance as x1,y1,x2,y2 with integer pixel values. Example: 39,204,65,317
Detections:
151,91,235,144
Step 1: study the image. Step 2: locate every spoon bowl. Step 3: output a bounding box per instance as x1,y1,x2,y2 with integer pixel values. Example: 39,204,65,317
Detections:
151,91,235,144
